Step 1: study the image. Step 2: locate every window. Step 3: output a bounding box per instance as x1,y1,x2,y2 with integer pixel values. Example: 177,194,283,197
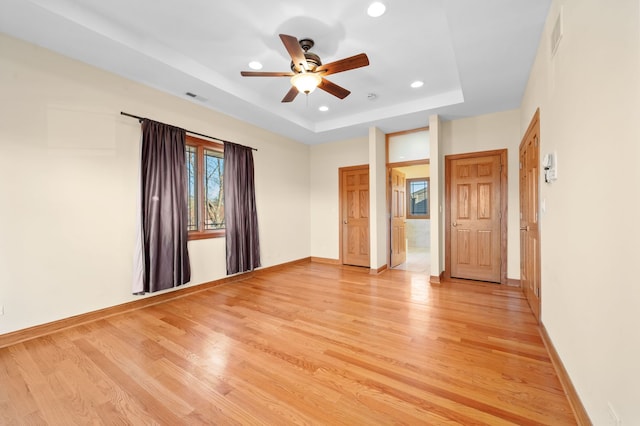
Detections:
407,178,430,219
186,135,224,239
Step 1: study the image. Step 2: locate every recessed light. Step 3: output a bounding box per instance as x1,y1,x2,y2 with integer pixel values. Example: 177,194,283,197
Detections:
248,61,263,70
410,80,424,88
367,2,386,17
319,106,329,112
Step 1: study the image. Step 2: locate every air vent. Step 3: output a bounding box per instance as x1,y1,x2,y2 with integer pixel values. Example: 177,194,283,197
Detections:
185,92,208,102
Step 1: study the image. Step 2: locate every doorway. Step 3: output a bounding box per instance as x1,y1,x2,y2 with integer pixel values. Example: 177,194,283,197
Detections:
386,127,430,273
445,149,507,284
389,163,431,273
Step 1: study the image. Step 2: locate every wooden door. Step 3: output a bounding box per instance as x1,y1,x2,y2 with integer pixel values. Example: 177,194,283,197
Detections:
340,167,370,267
520,110,541,321
391,169,407,267
449,153,504,283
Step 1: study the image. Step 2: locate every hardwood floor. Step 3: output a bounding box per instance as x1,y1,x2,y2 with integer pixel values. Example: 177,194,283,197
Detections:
0,262,576,425
393,247,430,273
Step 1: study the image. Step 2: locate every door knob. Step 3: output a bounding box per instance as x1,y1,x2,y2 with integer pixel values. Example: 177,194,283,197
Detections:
520,225,530,231
452,222,458,227
343,220,348,224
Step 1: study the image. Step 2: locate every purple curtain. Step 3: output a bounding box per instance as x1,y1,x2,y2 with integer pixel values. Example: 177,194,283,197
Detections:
136,119,191,293
224,142,260,274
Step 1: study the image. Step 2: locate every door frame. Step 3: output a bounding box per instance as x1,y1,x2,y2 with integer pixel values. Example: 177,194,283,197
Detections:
385,127,430,269
386,161,430,268
444,149,508,284
519,109,541,321
339,164,370,266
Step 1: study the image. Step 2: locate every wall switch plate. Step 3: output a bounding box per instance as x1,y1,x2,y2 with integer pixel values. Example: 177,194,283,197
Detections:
0,305,3,316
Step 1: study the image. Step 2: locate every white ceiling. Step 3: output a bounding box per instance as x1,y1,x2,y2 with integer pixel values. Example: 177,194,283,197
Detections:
0,0,551,144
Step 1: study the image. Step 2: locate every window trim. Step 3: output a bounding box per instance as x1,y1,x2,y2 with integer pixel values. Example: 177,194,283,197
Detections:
406,177,430,219
186,135,225,240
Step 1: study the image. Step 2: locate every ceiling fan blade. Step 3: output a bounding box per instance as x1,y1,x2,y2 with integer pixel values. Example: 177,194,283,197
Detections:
319,78,351,99
282,86,299,103
241,71,294,77
279,34,308,72
316,53,370,76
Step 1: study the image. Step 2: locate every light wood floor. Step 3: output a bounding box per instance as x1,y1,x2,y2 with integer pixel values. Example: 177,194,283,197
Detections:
0,262,576,425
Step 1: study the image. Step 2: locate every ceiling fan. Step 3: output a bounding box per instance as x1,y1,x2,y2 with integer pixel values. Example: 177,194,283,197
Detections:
240,34,370,103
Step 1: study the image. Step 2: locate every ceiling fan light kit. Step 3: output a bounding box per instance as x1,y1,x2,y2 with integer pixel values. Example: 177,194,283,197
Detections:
291,72,322,94
240,34,370,103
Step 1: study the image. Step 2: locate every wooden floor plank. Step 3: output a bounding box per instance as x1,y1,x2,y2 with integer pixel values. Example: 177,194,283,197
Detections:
0,263,577,424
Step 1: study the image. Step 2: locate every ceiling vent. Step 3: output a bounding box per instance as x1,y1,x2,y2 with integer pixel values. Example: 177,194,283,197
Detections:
185,92,208,102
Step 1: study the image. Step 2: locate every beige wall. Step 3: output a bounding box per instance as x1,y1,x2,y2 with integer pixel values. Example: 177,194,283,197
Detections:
369,127,388,270
395,164,430,178
520,0,640,423
309,137,368,260
0,34,310,334
441,109,522,279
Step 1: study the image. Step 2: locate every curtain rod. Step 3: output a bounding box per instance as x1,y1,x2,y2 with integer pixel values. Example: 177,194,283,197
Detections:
120,112,257,151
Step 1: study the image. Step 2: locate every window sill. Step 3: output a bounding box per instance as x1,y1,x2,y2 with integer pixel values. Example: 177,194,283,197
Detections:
188,230,225,240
